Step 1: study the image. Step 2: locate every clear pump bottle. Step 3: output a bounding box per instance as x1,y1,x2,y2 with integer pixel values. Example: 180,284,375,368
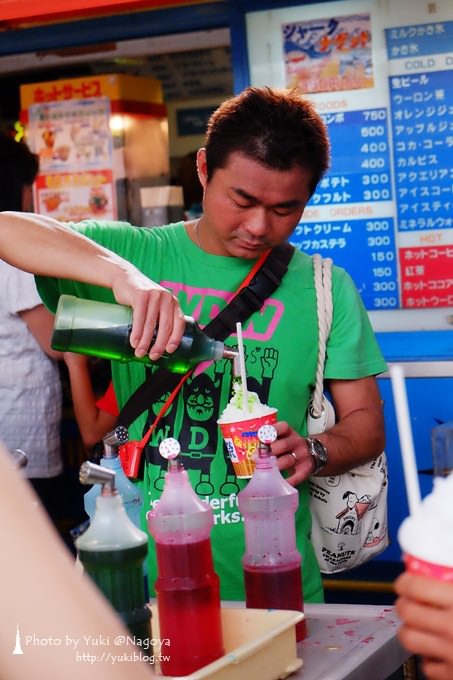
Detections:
83,426,142,530
76,462,151,647
237,425,307,641
147,438,224,676
52,294,237,374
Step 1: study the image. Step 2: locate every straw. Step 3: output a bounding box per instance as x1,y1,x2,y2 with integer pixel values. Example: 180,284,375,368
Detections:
236,321,249,416
389,363,421,514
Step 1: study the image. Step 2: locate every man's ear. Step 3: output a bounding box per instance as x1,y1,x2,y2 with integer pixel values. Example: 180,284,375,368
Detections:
196,148,208,189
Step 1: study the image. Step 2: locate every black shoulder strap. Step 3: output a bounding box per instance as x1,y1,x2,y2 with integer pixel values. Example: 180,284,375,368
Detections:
203,242,294,340
116,243,294,429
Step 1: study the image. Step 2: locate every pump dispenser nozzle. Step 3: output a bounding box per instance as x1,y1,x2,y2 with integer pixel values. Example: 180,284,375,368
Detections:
223,348,239,361
102,426,128,458
80,461,116,495
11,448,28,469
159,437,182,470
257,425,278,459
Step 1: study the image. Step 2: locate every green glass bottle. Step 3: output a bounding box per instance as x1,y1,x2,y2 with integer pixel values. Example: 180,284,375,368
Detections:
52,294,237,374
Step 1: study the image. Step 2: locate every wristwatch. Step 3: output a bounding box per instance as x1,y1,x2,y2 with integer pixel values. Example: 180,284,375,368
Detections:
305,437,328,474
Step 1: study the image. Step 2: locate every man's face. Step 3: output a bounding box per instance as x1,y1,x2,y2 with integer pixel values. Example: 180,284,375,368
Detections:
196,149,312,259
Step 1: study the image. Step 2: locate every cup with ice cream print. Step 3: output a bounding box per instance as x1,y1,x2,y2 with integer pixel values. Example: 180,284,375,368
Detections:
217,383,277,479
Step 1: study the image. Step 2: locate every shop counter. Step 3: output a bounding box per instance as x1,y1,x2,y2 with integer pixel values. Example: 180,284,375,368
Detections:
151,601,409,679
295,603,409,679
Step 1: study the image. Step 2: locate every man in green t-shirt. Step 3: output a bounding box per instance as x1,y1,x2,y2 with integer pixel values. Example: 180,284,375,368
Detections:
0,87,387,603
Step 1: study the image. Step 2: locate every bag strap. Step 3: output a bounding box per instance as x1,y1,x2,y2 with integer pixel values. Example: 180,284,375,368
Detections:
116,242,295,430
310,254,333,418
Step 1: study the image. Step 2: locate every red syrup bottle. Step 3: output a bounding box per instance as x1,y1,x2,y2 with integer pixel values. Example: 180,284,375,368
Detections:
147,438,224,676
237,425,307,641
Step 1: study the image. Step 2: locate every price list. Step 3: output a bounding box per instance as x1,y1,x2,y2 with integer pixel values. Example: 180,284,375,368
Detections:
389,70,453,232
314,109,393,205
290,108,399,310
386,19,453,309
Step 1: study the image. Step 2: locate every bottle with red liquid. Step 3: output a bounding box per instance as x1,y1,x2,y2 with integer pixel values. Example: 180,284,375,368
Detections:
147,438,224,676
237,425,307,641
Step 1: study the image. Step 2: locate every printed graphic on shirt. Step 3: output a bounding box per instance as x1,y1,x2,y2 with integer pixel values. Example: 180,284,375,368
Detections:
145,346,280,500
142,280,285,502
162,280,285,343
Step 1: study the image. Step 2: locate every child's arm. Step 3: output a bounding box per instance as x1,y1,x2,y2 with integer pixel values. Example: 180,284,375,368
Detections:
64,353,117,448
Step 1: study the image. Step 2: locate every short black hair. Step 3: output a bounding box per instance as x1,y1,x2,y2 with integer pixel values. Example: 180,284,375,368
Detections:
0,132,39,211
205,87,330,197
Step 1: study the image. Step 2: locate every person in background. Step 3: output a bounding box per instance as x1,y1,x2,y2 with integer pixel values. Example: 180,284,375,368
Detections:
0,131,66,535
395,571,453,680
63,353,117,449
0,87,387,603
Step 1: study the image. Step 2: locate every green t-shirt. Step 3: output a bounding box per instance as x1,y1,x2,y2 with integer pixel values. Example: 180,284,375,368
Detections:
37,220,387,602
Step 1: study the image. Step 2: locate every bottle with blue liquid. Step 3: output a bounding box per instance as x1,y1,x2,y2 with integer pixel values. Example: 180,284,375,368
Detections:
84,426,142,529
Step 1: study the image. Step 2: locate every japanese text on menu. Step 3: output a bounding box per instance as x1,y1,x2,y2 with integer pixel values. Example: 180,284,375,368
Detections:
282,13,452,310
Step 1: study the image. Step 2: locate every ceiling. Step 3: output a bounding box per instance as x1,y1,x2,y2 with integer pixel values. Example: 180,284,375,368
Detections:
0,27,232,123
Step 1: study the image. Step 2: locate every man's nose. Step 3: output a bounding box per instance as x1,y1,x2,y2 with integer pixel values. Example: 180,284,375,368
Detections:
245,208,269,237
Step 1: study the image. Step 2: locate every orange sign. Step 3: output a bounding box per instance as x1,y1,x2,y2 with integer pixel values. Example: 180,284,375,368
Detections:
0,0,190,25
20,74,163,109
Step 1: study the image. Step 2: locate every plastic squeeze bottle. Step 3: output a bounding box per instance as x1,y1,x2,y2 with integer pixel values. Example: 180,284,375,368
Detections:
84,426,143,530
147,438,224,676
52,294,237,374
237,425,307,641
76,462,151,647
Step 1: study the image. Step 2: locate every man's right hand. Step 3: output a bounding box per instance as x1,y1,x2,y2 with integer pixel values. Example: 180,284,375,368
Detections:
109,264,186,361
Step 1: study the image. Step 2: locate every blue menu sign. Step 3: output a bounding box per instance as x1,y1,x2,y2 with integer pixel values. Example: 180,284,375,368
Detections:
386,19,453,309
290,108,398,310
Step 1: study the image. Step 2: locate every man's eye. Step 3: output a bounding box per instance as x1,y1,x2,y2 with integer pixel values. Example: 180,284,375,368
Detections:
274,207,295,216
233,199,252,209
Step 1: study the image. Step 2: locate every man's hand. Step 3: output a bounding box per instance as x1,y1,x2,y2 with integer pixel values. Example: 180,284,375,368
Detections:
271,421,315,485
0,212,187,361
109,265,186,361
271,376,385,487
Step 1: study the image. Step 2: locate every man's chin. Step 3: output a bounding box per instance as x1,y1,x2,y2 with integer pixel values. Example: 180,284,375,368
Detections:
234,241,269,259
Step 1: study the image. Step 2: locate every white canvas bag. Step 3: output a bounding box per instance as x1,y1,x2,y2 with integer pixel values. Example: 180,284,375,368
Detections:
307,255,389,574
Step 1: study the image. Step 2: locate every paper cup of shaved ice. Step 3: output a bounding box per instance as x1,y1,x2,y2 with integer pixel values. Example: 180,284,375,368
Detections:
218,383,277,478
398,472,453,581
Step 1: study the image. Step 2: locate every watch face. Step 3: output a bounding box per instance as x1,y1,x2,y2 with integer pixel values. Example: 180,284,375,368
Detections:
309,438,328,469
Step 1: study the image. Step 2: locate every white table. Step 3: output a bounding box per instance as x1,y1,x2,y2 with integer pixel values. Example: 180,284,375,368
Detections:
294,603,409,679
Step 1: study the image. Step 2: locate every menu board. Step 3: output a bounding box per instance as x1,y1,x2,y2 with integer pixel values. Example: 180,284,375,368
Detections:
246,1,453,316
293,107,397,310
387,22,453,310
